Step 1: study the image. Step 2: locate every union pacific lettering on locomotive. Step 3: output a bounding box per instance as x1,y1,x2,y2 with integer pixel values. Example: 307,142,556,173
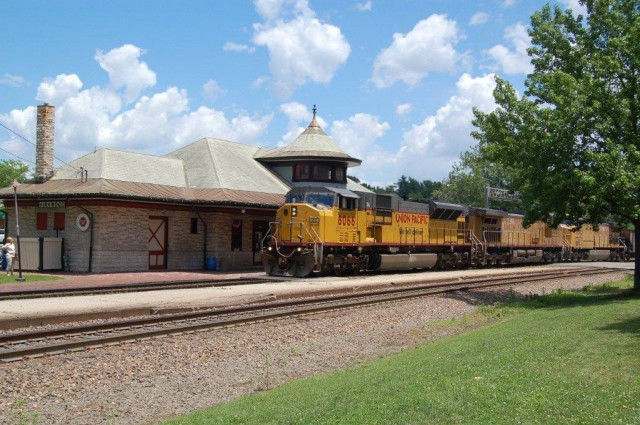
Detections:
261,187,632,277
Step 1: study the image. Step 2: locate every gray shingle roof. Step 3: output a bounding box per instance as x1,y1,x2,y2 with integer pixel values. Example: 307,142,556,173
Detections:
165,138,289,194
53,148,187,187
0,118,370,205
254,116,361,166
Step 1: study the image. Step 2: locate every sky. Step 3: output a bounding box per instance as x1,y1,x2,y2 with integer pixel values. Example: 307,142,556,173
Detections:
0,0,587,187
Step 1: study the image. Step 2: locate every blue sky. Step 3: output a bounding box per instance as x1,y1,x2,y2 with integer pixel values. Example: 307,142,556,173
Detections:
0,0,586,187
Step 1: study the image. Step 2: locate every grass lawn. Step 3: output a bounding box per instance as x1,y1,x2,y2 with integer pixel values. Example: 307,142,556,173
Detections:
166,276,640,425
0,272,62,285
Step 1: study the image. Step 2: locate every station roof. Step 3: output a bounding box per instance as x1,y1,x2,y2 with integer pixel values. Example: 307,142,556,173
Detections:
0,108,366,208
0,179,285,208
254,113,361,167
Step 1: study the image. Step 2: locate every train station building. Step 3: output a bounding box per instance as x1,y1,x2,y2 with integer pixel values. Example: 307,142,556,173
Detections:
0,104,369,273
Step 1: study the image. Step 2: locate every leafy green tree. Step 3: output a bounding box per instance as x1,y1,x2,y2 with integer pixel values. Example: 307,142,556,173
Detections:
0,160,30,188
0,160,30,218
396,175,443,200
349,175,395,194
472,0,640,290
436,148,518,209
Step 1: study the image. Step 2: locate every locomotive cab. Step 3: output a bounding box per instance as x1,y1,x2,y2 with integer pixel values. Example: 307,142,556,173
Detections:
261,186,362,277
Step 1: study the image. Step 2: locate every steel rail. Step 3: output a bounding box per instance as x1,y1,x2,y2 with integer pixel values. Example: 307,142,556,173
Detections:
0,267,596,343
0,267,625,362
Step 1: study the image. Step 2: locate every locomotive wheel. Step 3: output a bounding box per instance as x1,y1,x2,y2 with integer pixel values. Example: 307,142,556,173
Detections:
261,252,315,277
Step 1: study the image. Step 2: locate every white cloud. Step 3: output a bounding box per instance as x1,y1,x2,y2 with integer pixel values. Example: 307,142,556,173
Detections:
223,42,256,53
202,79,226,101
95,44,157,103
486,23,533,75
252,76,270,89
280,101,311,122
0,106,37,165
356,1,373,12
277,102,326,146
371,14,462,88
252,0,351,98
0,44,274,167
394,73,497,181
36,74,83,106
330,114,391,183
175,106,273,147
503,0,517,6
469,12,489,26
254,0,297,22
0,74,26,87
396,103,412,117
559,0,588,16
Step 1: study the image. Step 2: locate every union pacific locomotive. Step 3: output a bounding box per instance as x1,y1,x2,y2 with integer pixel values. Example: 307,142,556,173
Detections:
261,186,631,277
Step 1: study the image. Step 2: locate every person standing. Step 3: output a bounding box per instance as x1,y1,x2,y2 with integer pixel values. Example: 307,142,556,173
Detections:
1,237,15,276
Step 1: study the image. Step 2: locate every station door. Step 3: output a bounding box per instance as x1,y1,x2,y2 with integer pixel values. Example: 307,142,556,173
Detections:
253,221,270,265
148,216,168,269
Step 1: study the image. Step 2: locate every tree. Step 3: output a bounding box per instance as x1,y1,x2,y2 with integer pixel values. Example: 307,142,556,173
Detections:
396,175,443,200
349,175,395,194
0,160,30,219
435,148,518,208
472,0,640,290
0,160,30,188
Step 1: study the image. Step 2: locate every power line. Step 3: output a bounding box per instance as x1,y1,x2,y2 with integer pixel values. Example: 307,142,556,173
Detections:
0,121,37,148
0,145,35,165
0,121,81,172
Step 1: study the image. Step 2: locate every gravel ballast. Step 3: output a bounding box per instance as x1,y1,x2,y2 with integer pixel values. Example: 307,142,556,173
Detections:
0,271,630,424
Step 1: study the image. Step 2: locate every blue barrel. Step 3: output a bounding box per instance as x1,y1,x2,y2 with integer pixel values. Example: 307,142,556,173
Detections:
205,256,217,270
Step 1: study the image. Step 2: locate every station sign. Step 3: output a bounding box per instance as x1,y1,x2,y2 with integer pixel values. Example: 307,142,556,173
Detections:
38,201,66,208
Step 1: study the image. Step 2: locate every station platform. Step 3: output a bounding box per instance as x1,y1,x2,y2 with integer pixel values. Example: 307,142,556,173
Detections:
0,262,633,330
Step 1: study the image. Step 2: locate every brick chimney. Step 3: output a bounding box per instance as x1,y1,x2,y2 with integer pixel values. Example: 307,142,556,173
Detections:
36,103,55,183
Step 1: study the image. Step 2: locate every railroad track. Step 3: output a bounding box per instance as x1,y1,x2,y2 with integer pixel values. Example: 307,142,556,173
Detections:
0,267,625,362
0,276,284,301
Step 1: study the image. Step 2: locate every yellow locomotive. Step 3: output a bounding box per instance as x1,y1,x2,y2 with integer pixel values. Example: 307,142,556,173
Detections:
261,186,629,277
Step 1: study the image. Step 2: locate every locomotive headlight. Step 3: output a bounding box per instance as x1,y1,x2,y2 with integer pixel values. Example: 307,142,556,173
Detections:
292,206,298,217
297,247,302,252
267,246,272,251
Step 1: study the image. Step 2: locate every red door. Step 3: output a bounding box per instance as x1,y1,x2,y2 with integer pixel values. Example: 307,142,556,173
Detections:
148,216,167,270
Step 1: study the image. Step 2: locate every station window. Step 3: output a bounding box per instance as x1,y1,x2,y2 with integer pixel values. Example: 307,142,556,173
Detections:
313,164,332,180
36,212,48,230
231,220,243,251
294,164,311,180
293,163,347,183
190,217,198,234
54,212,66,230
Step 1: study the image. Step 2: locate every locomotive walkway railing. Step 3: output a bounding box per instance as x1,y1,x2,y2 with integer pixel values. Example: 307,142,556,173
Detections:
468,231,485,263
482,230,541,247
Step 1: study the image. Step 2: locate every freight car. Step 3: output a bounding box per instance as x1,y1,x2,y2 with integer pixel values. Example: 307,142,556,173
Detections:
261,186,629,277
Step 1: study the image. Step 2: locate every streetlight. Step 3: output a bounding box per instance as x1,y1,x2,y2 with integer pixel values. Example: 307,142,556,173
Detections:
12,180,25,282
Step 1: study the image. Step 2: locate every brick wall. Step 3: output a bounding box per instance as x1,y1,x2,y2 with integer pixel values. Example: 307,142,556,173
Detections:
3,204,275,273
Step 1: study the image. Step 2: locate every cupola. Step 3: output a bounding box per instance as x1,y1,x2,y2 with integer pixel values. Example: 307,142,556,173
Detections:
254,106,361,186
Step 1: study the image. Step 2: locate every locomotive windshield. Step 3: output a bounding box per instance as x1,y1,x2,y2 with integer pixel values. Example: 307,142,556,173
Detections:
285,191,335,209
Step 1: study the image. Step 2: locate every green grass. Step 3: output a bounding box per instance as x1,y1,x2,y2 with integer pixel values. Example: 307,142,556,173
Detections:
166,277,640,425
0,272,62,285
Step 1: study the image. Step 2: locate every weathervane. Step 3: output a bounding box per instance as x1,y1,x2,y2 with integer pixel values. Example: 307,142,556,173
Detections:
312,104,317,118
